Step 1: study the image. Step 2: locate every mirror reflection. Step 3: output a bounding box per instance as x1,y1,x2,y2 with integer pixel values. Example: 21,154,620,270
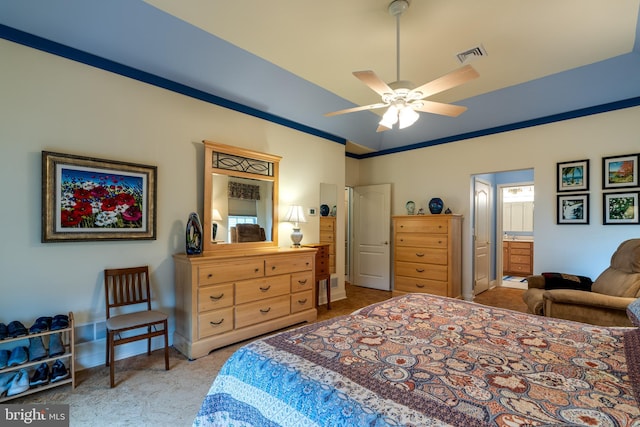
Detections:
211,174,274,244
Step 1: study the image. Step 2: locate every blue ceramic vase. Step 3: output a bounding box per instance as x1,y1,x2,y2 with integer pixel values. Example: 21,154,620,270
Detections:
428,198,444,214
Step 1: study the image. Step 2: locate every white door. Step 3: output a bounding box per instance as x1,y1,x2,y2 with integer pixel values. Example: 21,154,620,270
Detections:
352,184,391,290
474,179,491,295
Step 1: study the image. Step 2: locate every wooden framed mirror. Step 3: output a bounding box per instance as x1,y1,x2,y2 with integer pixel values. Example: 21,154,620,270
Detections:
203,140,280,252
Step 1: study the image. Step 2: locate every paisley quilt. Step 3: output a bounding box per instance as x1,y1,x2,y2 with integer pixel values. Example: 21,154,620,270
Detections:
194,293,640,426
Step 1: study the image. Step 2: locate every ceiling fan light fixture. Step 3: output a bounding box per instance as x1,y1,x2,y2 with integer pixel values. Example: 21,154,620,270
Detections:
379,105,399,129
398,106,419,129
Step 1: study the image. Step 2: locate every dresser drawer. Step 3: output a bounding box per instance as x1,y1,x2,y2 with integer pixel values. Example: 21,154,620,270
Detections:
395,261,448,281
510,263,531,275
510,255,531,264
395,218,449,234
265,254,313,276
510,241,531,250
199,259,264,285
319,230,335,243
235,295,290,329
320,218,335,232
198,307,234,339
290,290,313,313
510,248,531,256
394,276,448,296
396,234,448,248
198,283,234,312
395,246,447,265
235,275,290,305
291,271,313,293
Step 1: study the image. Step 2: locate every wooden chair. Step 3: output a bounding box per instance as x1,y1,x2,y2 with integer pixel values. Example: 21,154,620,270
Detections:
104,266,169,387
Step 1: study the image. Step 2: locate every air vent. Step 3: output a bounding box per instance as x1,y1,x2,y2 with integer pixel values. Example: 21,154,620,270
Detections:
456,44,488,64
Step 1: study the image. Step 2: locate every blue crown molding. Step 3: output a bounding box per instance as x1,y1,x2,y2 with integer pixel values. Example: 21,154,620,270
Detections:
355,96,640,159
0,23,346,147
2,23,639,160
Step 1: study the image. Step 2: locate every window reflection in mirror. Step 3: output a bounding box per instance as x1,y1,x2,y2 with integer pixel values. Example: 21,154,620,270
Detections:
211,174,274,243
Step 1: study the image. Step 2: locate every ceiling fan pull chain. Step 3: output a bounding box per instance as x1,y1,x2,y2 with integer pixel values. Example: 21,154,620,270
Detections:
396,13,401,82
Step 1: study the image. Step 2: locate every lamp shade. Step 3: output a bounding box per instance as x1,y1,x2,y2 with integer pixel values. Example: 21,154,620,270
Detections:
211,209,223,221
283,205,306,225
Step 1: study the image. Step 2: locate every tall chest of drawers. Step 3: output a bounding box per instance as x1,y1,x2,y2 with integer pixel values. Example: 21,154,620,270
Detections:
173,248,317,359
319,216,336,273
392,215,463,298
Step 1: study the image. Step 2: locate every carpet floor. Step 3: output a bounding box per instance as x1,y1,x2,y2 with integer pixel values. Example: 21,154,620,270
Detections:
6,284,526,426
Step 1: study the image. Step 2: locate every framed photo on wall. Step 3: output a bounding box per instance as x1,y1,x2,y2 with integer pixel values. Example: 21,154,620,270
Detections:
42,151,157,242
603,191,639,224
602,153,639,189
557,193,589,224
557,159,589,192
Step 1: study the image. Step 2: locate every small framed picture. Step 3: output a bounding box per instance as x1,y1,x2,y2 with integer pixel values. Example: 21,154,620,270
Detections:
602,153,639,189
557,193,589,224
603,191,639,224
557,159,589,192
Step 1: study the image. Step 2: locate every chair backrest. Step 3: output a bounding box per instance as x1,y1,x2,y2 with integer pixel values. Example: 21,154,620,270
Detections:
592,239,640,297
230,224,266,243
104,266,153,319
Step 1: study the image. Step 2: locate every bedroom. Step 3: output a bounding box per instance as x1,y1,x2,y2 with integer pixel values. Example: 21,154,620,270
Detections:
1,1,640,423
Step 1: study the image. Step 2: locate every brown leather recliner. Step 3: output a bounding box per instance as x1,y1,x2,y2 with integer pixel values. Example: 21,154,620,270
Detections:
522,238,640,327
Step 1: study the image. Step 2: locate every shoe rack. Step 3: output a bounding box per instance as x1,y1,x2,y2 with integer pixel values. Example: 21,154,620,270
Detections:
0,312,75,402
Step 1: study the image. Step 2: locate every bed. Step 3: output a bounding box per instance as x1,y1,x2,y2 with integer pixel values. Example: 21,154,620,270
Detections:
193,293,640,426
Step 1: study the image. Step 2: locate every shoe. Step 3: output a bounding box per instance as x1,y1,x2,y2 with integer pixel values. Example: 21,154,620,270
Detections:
48,333,65,357
0,323,7,340
7,346,28,367
6,369,29,397
50,360,69,383
29,363,50,387
0,372,17,397
29,336,47,361
7,321,27,338
0,349,9,369
50,315,69,331
29,316,52,334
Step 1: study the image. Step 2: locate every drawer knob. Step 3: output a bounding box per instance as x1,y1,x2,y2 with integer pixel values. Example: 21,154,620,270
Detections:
415,252,425,257
297,298,308,305
207,273,213,278
259,285,271,292
209,294,224,301
255,268,260,273
260,307,272,314
416,268,425,273
400,225,404,228
210,319,224,326
272,266,276,270
416,284,425,288
298,279,307,285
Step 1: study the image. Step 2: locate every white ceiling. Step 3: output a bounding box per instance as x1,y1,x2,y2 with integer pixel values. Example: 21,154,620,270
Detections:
1,0,640,155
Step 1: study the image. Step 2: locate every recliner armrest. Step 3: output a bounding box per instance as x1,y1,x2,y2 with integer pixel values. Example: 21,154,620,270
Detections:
543,289,634,311
526,275,545,289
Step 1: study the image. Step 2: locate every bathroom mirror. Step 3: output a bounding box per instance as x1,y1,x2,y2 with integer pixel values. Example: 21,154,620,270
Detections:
203,140,280,252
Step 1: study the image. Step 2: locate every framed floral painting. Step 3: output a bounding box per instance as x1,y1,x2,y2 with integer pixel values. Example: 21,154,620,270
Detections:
603,192,639,225
42,151,157,242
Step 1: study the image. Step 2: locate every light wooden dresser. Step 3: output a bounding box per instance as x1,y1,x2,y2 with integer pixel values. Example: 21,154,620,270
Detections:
392,215,463,298
173,247,317,359
319,216,336,274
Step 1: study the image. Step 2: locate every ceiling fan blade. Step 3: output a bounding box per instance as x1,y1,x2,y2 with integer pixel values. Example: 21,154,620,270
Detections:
353,70,394,97
413,101,468,117
324,102,388,117
411,65,479,100
376,124,392,132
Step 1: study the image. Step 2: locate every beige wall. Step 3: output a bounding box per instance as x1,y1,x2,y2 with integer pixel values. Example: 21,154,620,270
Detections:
0,39,345,367
358,107,640,299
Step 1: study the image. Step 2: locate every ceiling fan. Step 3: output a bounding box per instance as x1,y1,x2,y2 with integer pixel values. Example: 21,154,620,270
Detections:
325,0,479,132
